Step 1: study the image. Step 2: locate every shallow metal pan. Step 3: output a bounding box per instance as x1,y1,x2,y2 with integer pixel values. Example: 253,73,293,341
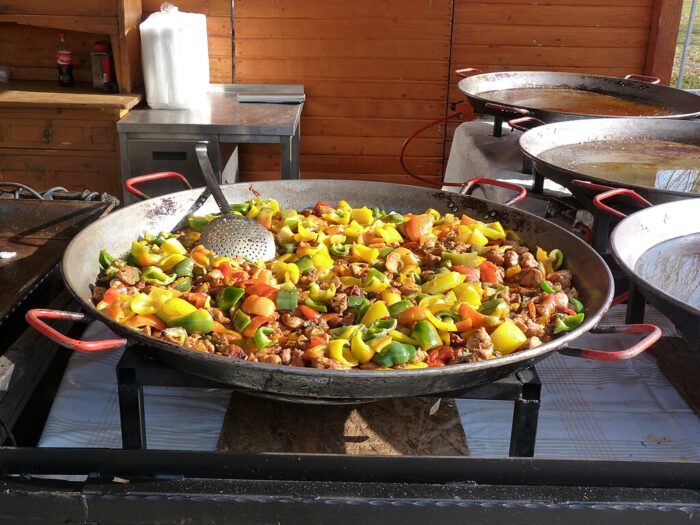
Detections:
515,118,700,205
610,197,700,349
457,70,700,125
25,180,660,403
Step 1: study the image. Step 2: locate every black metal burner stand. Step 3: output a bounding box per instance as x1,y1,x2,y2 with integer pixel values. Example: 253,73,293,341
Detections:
116,345,541,456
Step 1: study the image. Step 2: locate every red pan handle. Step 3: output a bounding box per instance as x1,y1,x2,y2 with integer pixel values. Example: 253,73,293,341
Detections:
508,116,546,132
624,74,661,85
559,324,661,361
125,172,192,201
571,179,616,193
459,177,527,206
455,67,483,78
484,102,530,116
25,309,127,352
593,188,652,219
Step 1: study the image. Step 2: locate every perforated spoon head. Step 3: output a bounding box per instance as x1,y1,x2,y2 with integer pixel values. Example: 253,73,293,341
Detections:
199,214,277,262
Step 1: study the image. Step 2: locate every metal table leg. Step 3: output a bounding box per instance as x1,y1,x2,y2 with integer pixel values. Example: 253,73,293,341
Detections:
117,365,147,450
280,135,293,180
291,122,301,179
532,170,545,194
508,369,541,457
626,282,647,324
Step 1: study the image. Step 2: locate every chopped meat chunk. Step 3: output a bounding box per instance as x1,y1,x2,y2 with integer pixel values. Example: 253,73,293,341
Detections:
547,270,572,290
518,268,544,288
116,266,140,286
519,252,538,269
464,328,494,360
485,249,505,266
503,250,519,268
329,292,348,314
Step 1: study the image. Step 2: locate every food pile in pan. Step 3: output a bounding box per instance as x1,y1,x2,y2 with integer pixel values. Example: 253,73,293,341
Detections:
91,198,584,370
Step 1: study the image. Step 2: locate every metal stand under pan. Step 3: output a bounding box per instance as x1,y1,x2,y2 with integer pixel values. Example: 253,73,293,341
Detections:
116,345,542,457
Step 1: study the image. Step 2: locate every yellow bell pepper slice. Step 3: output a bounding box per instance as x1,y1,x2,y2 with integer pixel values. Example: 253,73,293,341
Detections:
381,289,402,306
160,238,187,255
425,310,458,332
369,335,393,352
351,330,375,364
420,272,466,295
455,225,473,243
489,319,527,355
294,221,318,243
375,225,403,244
389,330,420,346
351,206,374,226
344,220,365,237
328,339,358,367
505,264,522,280
401,362,428,369
363,278,390,293
130,293,157,315
469,228,489,247
352,244,379,264
158,253,187,272
309,283,336,302
360,301,390,326
312,251,334,270
454,283,482,307
340,276,363,287
536,247,554,275
131,241,161,267
156,297,197,324
438,330,451,346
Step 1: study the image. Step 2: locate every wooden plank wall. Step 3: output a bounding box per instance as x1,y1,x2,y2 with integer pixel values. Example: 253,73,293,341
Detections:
233,0,453,186
141,0,232,83
445,0,662,155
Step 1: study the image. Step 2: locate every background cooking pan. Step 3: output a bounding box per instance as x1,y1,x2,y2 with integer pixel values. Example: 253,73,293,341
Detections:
457,70,700,127
514,118,700,206
26,179,660,403
609,194,700,351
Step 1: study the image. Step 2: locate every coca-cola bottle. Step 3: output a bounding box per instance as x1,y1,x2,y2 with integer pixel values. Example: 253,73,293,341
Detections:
56,32,74,87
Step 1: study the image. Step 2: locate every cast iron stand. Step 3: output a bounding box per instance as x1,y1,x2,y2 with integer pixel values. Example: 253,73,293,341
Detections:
116,346,541,457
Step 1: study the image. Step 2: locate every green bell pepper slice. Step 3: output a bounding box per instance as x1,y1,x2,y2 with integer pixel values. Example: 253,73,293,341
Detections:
570,297,584,314
217,287,245,312
553,312,585,334
411,319,441,350
232,310,251,333
295,255,314,274
171,309,214,334
173,257,195,277
442,251,478,267
383,212,405,224
229,203,250,214
98,249,116,269
372,341,416,368
276,288,298,310
388,300,411,317
549,249,564,271
304,297,328,313
540,279,561,294
282,243,296,254
141,266,176,285
364,318,398,340
378,246,394,258
347,295,369,310
172,276,192,293
478,298,505,315
435,310,461,321
329,244,351,257
187,216,211,232
253,326,275,350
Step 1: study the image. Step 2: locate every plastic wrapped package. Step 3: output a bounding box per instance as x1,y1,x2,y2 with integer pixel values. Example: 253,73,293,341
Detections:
140,3,210,109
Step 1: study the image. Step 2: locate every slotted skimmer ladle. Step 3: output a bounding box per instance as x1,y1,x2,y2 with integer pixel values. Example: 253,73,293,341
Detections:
195,144,277,262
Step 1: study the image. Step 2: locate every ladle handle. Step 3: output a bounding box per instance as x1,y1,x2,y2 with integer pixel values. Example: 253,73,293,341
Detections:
195,143,231,215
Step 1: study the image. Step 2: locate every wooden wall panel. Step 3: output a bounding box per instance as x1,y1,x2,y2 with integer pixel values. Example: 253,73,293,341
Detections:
234,0,453,187
141,0,232,83
445,0,665,158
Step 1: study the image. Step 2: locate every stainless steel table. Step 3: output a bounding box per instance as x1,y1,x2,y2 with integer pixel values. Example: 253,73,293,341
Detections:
117,84,304,202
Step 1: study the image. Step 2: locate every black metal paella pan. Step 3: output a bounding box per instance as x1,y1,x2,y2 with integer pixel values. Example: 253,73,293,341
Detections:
456,69,700,124
25,179,661,403
514,118,700,206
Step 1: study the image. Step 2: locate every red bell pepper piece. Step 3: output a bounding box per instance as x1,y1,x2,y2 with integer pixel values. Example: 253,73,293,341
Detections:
479,261,500,284
103,284,127,305
245,283,278,300
298,304,322,321
452,265,480,282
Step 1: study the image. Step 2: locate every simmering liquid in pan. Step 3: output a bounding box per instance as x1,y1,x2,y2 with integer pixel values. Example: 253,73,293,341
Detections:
479,87,672,116
635,234,700,310
539,140,700,193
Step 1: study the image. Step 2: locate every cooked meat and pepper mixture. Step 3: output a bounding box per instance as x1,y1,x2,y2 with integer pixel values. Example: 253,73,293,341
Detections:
92,197,584,369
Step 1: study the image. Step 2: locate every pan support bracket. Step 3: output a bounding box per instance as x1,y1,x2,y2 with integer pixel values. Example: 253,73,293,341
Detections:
115,346,541,456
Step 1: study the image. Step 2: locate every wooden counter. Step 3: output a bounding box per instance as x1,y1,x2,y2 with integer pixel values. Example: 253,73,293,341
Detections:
0,82,142,197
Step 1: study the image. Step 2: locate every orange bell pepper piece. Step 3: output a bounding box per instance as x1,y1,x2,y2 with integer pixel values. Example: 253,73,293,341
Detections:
404,214,434,242
457,302,488,330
